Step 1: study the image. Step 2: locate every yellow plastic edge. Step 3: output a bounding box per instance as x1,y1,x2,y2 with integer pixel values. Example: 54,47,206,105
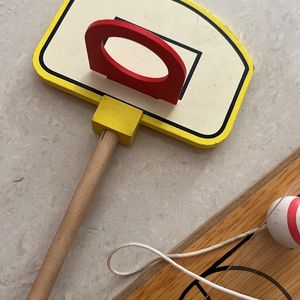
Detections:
33,0,254,149
92,96,143,146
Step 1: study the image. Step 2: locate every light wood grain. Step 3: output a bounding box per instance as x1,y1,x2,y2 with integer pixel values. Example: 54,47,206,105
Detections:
28,130,119,300
116,149,300,300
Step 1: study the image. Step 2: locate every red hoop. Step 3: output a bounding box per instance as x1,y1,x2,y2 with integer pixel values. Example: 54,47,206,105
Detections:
85,19,186,105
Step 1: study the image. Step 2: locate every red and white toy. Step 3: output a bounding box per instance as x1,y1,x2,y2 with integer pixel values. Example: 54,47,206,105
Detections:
267,196,300,248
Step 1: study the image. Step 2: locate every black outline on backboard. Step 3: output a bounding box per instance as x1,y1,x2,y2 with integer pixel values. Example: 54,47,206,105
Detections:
114,16,202,100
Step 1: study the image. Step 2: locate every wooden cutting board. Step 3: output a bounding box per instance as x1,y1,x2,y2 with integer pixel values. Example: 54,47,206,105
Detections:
115,148,300,300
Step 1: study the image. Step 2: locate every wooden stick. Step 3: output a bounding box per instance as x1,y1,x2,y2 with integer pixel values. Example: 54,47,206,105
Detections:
27,129,119,300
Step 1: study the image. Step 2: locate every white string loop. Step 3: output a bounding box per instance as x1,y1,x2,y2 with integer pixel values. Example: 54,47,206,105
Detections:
108,227,265,300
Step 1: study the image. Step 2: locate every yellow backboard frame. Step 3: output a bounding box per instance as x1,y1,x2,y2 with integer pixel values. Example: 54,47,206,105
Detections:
33,0,254,148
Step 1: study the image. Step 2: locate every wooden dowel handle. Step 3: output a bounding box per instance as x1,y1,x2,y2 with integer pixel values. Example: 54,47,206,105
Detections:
27,129,119,300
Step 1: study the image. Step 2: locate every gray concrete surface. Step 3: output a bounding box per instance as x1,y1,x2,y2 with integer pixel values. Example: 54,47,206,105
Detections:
1,0,300,299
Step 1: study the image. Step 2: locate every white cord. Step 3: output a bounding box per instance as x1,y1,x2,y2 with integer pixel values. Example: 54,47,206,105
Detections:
107,226,266,300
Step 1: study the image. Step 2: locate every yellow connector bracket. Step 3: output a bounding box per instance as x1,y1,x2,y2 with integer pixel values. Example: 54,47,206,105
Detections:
92,96,143,146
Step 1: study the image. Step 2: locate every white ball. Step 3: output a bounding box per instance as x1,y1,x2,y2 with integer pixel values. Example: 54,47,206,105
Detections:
266,196,300,248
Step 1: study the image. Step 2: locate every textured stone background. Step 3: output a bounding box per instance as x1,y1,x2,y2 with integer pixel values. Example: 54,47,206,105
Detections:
0,0,299,299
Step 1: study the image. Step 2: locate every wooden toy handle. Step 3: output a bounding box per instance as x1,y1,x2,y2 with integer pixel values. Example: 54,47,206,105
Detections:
27,129,119,300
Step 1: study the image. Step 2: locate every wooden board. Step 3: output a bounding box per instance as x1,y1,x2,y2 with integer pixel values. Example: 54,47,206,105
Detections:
115,149,300,299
